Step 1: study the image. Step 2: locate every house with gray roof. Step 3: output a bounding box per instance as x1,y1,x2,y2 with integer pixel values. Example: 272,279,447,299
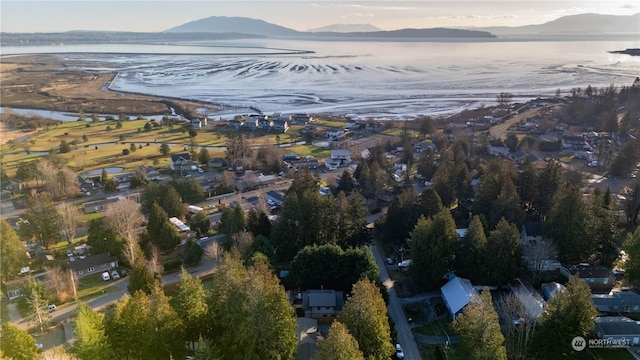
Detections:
592,291,640,314
303,289,344,318
69,253,119,279
594,316,640,346
440,275,478,319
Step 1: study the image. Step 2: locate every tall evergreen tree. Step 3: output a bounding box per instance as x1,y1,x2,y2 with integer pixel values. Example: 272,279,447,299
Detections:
452,288,507,360
532,276,597,358
20,193,62,248
546,185,593,263
485,219,522,285
338,279,394,360
176,268,209,350
1,220,30,282
314,321,365,360
70,303,113,360
0,322,38,360
410,210,457,290
455,216,488,284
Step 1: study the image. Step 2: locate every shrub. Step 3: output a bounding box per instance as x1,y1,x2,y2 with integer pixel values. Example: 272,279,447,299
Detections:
122,149,130,155
163,259,182,273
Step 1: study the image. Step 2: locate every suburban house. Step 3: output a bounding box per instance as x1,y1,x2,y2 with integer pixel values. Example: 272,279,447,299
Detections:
326,129,345,140
289,113,310,124
266,190,286,207
242,116,259,130
170,153,195,172
228,119,242,129
562,135,593,151
540,282,565,301
69,253,119,279
521,222,543,246
570,264,615,293
4,270,66,301
291,158,319,170
207,157,227,168
302,289,344,318
487,141,510,156
592,291,640,314
191,117,208,128
82,197,121,214
272,119,289,133
138,165,160,180
330,150,351,167
593,316,640,346
508,278,546,320
440,275,478,319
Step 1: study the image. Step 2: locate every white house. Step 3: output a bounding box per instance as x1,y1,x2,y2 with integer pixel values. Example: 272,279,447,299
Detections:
330,149,351,167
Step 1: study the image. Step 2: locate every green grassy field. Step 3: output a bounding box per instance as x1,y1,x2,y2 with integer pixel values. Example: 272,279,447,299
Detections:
1,118,343,178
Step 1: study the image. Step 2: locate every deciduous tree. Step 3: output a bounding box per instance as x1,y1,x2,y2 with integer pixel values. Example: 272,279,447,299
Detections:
57,202,82,244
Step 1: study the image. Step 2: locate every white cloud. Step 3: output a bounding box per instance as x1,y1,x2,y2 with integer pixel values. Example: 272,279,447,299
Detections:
341,12,375,19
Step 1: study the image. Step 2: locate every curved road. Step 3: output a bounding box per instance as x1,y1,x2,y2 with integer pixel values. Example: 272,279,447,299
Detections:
371,244,422,360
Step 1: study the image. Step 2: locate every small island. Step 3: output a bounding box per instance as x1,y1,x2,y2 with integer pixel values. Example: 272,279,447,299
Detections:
608,48,640,56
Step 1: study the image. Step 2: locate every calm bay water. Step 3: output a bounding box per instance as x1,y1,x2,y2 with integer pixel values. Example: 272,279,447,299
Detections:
2,37,639,120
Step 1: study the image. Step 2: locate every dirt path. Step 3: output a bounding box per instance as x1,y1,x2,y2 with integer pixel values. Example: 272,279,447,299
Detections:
489,104,538,140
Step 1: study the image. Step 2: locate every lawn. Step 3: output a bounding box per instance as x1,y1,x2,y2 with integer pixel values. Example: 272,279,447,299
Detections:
76,273,117,301
420,345,468,360
415,317,454,337
593,348,636,360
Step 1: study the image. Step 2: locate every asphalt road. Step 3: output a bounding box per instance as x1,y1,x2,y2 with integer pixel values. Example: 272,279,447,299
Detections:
371,244,422,360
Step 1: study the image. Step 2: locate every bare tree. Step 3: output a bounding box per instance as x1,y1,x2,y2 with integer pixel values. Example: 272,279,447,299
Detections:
147,244,162,275
231,231,254,260
105,199,144,265
37,159,79,199
57,202,82,244
104,199,144,242
44,266,74,303
523,240,558,286
496,292,536,360
204,240,223,262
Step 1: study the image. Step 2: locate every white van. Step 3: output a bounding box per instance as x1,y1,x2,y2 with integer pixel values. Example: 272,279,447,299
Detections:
101,272,111,281
47,304,56,312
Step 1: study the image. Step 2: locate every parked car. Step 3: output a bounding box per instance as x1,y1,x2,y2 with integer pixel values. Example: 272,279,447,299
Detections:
47,304,57,312
396,344,404,359
397,260,412,268
111,270,120,280
101,272,111,281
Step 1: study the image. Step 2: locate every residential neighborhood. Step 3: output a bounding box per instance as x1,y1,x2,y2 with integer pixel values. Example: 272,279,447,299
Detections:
2,65,640,360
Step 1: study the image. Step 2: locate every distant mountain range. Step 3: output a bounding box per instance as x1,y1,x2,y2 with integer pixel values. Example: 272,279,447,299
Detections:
2,12,638,47
470,12,640,36
307,24,382,33
164,16,495,38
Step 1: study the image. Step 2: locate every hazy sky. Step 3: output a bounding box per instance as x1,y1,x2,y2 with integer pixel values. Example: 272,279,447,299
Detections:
1,1,638,33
